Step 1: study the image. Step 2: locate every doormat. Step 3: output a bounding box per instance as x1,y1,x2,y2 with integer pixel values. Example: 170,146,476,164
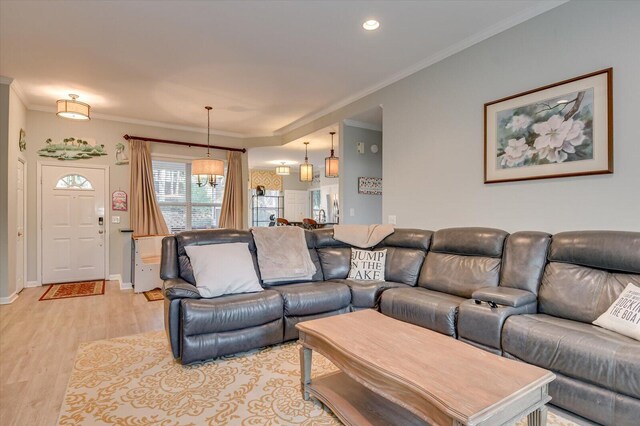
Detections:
39,280,105,301
143,288,164,302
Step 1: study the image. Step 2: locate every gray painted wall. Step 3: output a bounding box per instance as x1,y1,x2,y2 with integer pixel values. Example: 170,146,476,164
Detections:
280,1,640,233
341,125,382,224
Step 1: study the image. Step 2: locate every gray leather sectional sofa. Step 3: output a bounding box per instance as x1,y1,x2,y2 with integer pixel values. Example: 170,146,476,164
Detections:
160,227,640,425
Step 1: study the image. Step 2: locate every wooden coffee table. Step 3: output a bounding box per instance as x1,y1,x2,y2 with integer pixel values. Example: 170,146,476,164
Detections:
296,310,555,426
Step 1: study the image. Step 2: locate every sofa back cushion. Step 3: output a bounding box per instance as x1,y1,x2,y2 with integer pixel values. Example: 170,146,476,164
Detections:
375,229,433,285
539,231,640,323
315,228,352,280
418,227,508,298
175,229,260,285
499,231,551,294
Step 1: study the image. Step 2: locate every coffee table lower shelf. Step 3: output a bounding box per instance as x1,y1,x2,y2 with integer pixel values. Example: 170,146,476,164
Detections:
306,371,428,426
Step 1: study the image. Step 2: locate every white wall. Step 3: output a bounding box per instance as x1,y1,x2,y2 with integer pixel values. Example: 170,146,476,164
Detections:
0,81,27,301
25,110,249,283
281,1,640,233
340,124,382,224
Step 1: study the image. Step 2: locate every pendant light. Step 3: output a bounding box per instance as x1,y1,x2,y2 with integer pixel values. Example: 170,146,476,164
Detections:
275,162,290,176
325,131,339,178
56,94,91,120
299,142,313,182
192,106,225,187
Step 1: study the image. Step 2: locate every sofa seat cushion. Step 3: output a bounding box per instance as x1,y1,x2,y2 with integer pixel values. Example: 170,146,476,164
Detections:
503,314,640,399
379,287,465,337
334,279,411,309
181,290,283,336
268,281,351,316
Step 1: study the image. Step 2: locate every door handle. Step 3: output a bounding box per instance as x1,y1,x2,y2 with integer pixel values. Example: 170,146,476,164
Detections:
98,230,104,234
17,231,23,237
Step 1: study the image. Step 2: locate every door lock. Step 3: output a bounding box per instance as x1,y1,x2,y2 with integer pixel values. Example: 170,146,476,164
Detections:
98,217,104,226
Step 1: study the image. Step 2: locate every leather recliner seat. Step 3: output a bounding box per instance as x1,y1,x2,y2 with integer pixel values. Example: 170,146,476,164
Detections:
501,231,640,425
380,227,508,337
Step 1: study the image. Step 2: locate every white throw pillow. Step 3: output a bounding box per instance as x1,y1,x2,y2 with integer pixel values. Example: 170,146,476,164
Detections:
593,283,640,341
184,242,263,298
347,248,386,281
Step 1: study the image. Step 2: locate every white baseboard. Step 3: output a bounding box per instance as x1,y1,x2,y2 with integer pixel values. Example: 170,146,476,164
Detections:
0,292,19,305
109,274,132,290
26,281,41,288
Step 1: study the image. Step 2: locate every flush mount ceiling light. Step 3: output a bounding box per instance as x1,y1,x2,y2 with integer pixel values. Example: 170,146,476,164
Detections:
275,162,291,176
362,19,380,31
299,142,313,182
192,106,225,187
56,94,91,120
325,131,339,178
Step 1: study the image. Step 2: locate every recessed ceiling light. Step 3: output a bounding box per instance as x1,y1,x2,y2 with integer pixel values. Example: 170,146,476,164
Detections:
363,19,380,31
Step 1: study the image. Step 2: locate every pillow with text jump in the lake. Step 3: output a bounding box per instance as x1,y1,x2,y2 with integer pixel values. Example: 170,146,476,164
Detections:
347,248,386,281
593,283,640,341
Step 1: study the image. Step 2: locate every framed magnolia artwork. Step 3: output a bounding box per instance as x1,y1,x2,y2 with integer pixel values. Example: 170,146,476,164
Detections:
484,68,613,183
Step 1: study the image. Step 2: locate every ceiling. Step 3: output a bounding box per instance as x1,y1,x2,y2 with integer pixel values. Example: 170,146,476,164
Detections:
249,124,339,169
0,1,564,137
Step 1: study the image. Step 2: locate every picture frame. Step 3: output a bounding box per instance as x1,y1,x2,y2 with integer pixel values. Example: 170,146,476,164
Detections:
358,177,382,195
484,68,613,184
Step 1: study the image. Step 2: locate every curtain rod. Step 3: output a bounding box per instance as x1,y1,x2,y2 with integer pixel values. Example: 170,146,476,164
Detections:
123,134,246,153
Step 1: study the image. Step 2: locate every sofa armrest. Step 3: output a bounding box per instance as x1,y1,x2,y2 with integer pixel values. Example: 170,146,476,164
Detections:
472,287,536,308
458,299,537,353
163,278,201,300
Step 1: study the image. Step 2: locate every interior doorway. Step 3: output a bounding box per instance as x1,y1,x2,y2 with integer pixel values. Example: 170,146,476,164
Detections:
16,158,26,294
39,164,109,284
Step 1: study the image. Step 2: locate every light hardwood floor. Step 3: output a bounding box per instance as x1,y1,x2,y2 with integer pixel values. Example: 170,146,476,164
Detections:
0,281,164,426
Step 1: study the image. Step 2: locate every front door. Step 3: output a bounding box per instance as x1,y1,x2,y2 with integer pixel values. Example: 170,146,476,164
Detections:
41,165,106,284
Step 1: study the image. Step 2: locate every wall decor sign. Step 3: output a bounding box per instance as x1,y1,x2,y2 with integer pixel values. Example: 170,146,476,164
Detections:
112,190,128,211
38,137,108,160
358,177,382,195
484,68,612,184
115,143,129,165
19,128,26,152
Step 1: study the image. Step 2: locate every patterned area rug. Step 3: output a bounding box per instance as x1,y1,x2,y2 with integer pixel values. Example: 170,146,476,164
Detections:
39,280,105,301
143,288,164,302
58,331,578,426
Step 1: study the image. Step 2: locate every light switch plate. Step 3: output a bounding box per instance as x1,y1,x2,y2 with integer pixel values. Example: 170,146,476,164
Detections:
112,216,121,224
350,208,355,217
388,215,397,225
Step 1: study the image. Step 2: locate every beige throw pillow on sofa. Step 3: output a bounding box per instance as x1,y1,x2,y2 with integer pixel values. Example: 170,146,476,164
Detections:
347,249,386,281
593,283,640,341
184,242,263,298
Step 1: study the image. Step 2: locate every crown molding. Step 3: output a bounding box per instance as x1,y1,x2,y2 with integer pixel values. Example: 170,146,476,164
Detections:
274,0,568,136
0,76,14,85
28,104,248,138
343,119,382,132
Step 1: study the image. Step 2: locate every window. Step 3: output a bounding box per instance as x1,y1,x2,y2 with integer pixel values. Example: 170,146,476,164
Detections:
152,160,225,233
310,189,322,221
55,174,93,190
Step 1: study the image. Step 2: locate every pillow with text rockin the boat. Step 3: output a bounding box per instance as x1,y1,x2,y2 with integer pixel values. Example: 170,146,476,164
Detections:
593,283,640,341
347,248,386,281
